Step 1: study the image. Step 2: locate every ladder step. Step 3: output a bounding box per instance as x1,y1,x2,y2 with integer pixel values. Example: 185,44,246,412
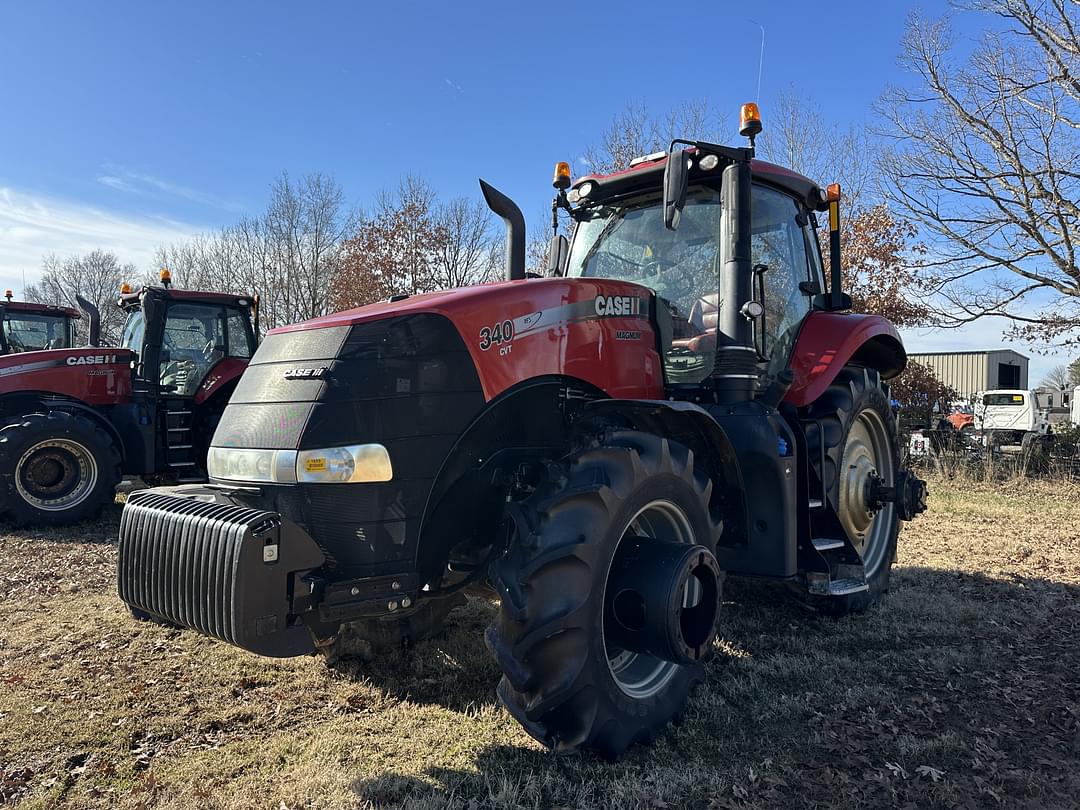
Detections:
167,410,192,416
167,427,190,433
825,578,869,596
169,444,193,450
809,498,824,509
812,538,845,552
168,461,197,468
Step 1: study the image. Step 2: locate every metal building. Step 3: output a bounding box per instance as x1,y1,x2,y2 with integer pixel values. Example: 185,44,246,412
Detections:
907,350,1029,399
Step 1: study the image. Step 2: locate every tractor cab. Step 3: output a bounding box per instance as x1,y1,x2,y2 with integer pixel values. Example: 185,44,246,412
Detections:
117,273,256,398
564,160,827,387
0,291,79,354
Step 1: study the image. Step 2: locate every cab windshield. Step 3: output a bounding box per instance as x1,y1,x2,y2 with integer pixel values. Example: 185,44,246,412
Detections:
567,182,821,384
3,312,72,352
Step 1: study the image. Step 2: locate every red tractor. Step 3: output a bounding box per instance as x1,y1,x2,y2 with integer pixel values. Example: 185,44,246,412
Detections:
118,106,927,758
0,291,82,354
0,272,257,525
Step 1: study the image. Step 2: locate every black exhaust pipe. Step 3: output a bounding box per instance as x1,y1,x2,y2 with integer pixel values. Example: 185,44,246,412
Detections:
479,179,526,281
75,294,101,347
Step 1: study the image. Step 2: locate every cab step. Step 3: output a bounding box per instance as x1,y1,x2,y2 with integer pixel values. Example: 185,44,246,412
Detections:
811,537,845,552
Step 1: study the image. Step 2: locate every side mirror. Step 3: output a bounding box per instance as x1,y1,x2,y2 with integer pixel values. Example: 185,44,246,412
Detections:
663,148,689,231
547,234,569,276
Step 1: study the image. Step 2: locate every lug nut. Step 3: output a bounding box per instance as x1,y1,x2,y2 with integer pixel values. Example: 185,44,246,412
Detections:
391,581,401,591
350,587,360,596
387,600,399,612
401,596,412,608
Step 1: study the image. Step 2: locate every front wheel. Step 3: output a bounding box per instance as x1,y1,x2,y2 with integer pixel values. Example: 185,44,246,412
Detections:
487,431,723,759
0,412,121,526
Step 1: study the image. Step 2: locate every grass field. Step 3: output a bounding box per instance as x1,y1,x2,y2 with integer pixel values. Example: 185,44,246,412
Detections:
2,477,1079,809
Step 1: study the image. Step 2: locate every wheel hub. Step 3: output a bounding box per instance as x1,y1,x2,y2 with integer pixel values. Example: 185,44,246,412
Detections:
15,438,98,511
836,410,895,576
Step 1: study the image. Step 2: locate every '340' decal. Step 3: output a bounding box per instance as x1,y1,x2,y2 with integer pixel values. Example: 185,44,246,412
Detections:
479,320,514,351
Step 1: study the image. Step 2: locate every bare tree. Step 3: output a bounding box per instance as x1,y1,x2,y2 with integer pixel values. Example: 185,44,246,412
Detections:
1040,363,1074,389
581,100,723,175
23,250,138,345
758,87,876,211
331,176,501,310
878,1,1080,349
157,172,351,331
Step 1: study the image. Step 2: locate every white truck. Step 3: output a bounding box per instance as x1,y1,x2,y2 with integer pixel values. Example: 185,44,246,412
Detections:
974,389,1051,446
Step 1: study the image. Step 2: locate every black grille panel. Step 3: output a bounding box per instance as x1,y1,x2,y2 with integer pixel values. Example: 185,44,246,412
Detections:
117,488,325,657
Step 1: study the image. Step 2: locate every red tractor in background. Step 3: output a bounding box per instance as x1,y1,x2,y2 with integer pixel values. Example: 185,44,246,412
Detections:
0,271,257,525
0,291,82,354
118,105,927,758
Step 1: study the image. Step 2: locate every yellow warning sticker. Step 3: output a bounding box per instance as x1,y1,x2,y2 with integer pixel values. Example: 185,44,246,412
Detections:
305,458,327,472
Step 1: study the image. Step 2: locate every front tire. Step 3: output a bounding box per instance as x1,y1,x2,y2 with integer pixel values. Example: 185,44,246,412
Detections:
487,431,722,759
0,412,121,526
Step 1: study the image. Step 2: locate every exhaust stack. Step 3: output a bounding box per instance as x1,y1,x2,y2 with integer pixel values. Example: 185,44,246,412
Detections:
479,179,526,281
75,294,101,347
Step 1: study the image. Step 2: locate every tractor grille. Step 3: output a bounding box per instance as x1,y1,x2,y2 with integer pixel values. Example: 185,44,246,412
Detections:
117,488,325,657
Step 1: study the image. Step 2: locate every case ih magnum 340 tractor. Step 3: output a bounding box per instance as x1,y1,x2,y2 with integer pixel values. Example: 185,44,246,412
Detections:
118,106,927,758
0,273,256,525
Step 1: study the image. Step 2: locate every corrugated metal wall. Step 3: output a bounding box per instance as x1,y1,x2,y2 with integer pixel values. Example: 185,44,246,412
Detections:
908,351,1030,398
909,353,988,398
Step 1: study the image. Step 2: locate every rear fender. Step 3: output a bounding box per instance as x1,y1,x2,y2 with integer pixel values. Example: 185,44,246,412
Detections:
783,312,906,408
193,357,249,406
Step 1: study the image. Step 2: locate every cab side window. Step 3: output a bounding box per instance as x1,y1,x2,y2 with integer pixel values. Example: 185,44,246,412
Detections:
751,185,815,356
226,310,253,358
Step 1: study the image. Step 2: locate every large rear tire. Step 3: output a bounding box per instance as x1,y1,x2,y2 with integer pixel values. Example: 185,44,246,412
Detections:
487,431,722,759
801,367,900,615
0,412,121,526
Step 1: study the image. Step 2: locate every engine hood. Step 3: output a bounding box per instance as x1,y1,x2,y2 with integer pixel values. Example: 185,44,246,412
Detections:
269,278,537,335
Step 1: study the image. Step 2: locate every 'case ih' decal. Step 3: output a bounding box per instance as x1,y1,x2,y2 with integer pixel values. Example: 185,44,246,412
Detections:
593,295,643,317
66,354,118,365
283,366,329,380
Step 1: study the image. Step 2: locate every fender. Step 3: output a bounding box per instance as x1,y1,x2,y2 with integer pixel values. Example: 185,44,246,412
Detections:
0,392,126,462
582,398,747,538
193,357,249,406
416,375,604,583
783,312,906,408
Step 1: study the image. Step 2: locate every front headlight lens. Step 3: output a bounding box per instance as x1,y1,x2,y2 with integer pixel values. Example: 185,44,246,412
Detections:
297,444,393,483
208,444,393,484
207,447,298,484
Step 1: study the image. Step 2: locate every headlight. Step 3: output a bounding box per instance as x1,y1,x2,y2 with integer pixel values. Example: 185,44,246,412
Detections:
297,444,393,483
207,447,298,484
208,444,392,484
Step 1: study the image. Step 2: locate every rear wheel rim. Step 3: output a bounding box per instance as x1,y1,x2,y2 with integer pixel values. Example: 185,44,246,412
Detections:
15,438,98,511
838,408,894,578
604,499,700,700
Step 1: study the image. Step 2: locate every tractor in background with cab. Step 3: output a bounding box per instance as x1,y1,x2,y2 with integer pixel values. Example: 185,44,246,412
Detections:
0,290,83,355
0,271,257,525
118,105,927,759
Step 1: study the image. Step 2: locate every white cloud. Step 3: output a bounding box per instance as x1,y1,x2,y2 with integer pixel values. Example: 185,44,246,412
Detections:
0,186,203,291
96,165,244,213
444,78,464,93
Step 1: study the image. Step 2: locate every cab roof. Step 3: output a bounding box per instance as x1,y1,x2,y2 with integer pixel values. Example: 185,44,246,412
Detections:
575,151,827,211
1,300,80,318
118,285,253,310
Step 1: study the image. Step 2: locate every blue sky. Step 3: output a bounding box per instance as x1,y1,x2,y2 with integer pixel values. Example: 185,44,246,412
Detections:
0,0,1067,380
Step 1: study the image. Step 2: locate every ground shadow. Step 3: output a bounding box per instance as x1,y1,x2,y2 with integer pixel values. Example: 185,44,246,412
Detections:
346,569,1080,809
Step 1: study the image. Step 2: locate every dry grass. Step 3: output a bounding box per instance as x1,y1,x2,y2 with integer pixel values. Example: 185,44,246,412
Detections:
2,477,1079,809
